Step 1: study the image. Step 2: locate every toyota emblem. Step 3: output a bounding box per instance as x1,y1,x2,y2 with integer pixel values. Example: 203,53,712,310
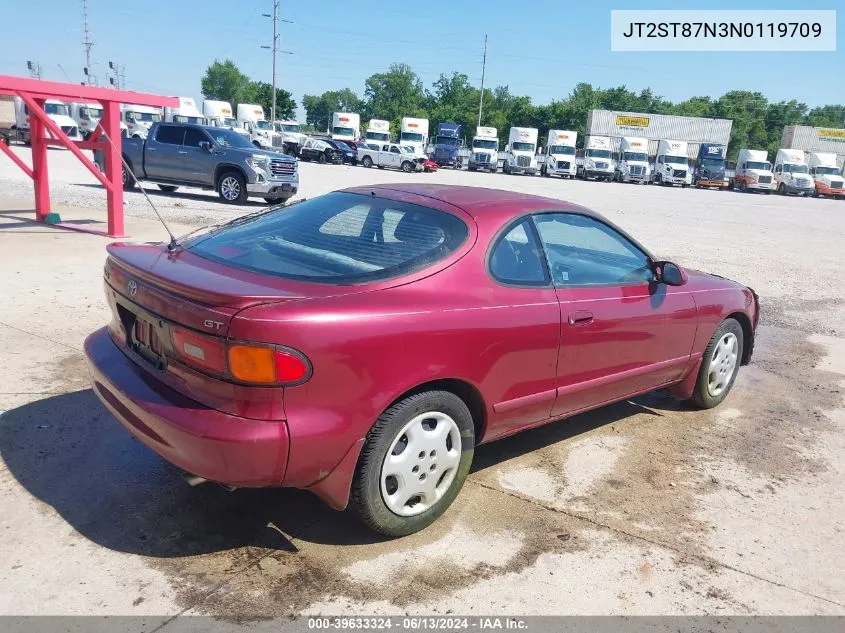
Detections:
128,280,138,297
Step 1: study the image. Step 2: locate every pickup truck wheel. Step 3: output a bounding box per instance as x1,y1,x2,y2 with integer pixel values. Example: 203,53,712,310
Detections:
401,161,413,173
362,156,373,168
349,390,475,536
158,185,178,193
217,171,247,204
122,165,135,191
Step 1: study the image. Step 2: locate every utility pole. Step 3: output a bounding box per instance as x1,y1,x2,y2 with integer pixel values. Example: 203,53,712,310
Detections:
82,0,94,85
108,61,124,89
26,60,42,80
262,4,293,123
477,34,488,128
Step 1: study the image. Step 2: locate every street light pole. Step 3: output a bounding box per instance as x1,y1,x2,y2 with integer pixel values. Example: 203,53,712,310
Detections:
478,34,488,128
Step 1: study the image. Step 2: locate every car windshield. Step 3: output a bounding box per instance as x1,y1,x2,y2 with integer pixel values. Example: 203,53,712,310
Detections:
401,132,424,142
281,124,299,133
366,132,390,141
44,103,69,116
746,161,771,170
207,128,254,149
512,142,534,152
332,126,354,137
701,157,725,169
549,145,575,155
187,192,469,284
400,146,416,154
623,152,648,162
435,136,458,147
334,141,353,151
255,120,272,130
174,115,204,125
472,139,498,150
587,149,611,159
80,107,103,120
814,166,838,175
664,155,687,164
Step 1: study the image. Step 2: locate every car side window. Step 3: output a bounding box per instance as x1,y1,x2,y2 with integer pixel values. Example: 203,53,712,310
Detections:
390,146,400,154
155,125,185,145
183,128,209,147
533,213,654,287
489,218,549,286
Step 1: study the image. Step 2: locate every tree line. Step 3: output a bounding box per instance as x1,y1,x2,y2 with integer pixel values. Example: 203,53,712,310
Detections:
201,60,297,121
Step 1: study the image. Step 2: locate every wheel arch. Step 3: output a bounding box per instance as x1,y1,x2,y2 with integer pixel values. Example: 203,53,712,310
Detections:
725,311,753,365
213,163,247,188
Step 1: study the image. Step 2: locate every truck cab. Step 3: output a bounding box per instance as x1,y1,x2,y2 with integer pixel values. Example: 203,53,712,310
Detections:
121,104,163,139
14,97,81,143
540,130,577,178
773,149,813,196
399,117,429,156
331,112,360,144
733,149,774,193
502,127,538,175
164,97,204,126
70,102,103,140
272,120,307,157
654,140,690,187
694,143,728,189
432,122,463,168
364,119,390,147
807,152,845,198
579,135,615,181
616,136,651,184
468,126,498,172
236,103,281,150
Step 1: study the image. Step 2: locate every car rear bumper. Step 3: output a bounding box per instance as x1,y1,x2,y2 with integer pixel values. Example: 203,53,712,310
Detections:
84,327,289,487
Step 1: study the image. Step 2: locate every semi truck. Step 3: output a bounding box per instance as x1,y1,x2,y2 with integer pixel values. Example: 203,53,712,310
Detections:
540,130,577,178
10,97,81,144
579,135,615,181
616,136,650,184
468,126,498,172
501,127,538,175
653,140,690,187
364,119,391,146
331,112,360,143
70,102,103,140
773,149,813,196
807,152,845,198
121,104,163,139
399,117,429,155
731,149,774,193
272,120,307,156
432,122,463,168
693,143,728,189
164,97,204,125
236,103,281,150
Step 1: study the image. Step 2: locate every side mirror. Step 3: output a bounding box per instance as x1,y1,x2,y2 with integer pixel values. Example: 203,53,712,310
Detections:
653,261,687,286
199,141,213,153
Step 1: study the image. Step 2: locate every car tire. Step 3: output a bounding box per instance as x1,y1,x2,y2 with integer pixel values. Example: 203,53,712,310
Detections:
217,171,247,204
778,183,786,195
318,152,327,164
158,184,178,193
401,161,413,173
362,156,373,168
349,390,475,537
122,164,135,191
688,318,744,410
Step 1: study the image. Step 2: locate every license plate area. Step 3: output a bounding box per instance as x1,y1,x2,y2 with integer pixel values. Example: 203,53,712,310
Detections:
116,302,167,371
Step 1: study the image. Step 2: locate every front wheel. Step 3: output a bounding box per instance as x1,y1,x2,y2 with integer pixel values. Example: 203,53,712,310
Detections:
688,318,744,409
158,184,178,193
217,171,247,204
318,152,327,164
349,390,475,537
778,183,786,195
361,156,373,168
401,160,413,173
122,164,135,191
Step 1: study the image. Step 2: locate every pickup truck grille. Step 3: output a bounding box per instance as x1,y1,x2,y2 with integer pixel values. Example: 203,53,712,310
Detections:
831,181,843,189
758,175,772,184
516,155,531,168
673,169,687,178
270,159,295,176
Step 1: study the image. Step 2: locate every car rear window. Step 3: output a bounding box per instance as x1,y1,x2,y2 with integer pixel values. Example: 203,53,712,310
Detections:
187,192,469,284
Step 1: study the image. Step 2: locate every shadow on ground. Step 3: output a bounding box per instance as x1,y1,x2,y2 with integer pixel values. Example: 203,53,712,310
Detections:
1,387,682,558
75,183,266,207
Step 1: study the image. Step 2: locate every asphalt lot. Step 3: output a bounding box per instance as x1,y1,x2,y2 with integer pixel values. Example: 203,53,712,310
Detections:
1,146,844,620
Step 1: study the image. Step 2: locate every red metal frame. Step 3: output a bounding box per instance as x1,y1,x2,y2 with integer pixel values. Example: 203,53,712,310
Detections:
0,75,177,238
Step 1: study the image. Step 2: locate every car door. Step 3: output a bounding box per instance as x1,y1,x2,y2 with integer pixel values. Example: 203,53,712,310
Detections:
481,217,562,440
180,127,215,185
531,212,698,418
144,124,185,180
388,144,403,169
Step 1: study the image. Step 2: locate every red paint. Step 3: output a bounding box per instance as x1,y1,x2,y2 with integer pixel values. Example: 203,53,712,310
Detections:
85,185,759,510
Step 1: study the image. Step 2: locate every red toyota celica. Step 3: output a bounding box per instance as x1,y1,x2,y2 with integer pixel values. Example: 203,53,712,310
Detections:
85,184,759,536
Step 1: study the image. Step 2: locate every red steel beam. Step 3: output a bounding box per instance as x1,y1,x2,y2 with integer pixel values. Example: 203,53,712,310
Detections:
0,74,177,108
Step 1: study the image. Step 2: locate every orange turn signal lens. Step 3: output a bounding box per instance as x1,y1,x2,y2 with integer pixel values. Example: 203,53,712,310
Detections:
228,345,276,384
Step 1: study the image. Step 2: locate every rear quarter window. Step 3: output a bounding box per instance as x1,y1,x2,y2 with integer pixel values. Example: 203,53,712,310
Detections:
187,192,469,284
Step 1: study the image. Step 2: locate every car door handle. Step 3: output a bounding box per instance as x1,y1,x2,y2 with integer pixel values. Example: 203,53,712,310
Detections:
147,147,156,151
178,151,188,155
568,310,594,326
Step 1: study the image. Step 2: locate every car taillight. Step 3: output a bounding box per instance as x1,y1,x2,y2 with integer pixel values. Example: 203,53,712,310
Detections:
170,327,227,374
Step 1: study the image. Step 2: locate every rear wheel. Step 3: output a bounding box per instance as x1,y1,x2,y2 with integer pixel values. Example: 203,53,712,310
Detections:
349,390,475,537
217,171,247,204
158,184,178,193
122,163,135,191
688,318,743,409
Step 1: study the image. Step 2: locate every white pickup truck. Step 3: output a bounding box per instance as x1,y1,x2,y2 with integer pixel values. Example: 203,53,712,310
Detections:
358,143,423,172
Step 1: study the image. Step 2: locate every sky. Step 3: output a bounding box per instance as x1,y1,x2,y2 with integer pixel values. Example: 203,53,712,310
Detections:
1,0,843,121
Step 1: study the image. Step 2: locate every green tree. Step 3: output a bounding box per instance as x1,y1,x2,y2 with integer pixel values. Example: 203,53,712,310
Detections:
301,89,362,132
362,63,426,135
239,81,296,119
715,91,769,161
806,105,845,128
765,100,808,158
200,59,249,107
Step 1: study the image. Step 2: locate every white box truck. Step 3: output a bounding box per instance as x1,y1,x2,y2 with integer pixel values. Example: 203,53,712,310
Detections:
237,103,281,150
501,127,538,175
121,104,162,139
616,136,651,184
773,149,814,196
732,149,774,193
579,136,615,181
12,97,81,144
807,152,845,198
331,112,360,143
364,119,390,146
540,130,577,178
653,140,691,187
399,117,429,154
468,126,498,172
164,97,204,125
203,100,249,138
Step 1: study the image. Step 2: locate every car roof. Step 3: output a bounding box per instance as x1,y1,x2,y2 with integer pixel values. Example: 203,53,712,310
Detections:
341,184,601,225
